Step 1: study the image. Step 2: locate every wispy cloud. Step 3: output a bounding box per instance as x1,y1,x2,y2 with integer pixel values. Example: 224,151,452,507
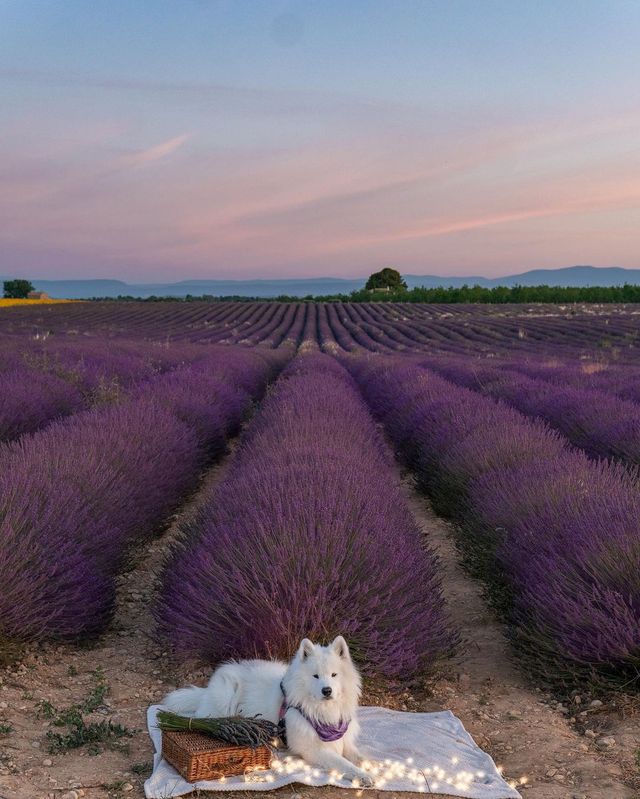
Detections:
121,134,190,167
0,67,419,126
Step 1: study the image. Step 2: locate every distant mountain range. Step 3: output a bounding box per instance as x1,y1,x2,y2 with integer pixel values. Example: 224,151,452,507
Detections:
3,266,640,299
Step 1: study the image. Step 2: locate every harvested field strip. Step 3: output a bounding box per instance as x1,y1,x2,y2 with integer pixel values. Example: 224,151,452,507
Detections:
156,353,456,676
347,356,640,688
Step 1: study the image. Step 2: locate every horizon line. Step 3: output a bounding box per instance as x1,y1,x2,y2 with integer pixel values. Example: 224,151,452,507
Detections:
2,264,639,285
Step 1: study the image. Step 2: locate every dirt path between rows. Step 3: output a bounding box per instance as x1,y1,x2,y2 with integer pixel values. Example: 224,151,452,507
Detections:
1,467,638,799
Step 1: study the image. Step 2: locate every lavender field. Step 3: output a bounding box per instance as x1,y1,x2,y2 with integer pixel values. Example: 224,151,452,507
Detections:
2,299,640,356
1,300,640,796
1,301,640,680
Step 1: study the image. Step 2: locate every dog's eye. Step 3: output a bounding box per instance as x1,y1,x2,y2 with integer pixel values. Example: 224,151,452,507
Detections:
331,673,337,677
313,674,319,679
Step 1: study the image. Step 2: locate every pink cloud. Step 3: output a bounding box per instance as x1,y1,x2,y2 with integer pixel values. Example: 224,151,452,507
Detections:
2,76,640,280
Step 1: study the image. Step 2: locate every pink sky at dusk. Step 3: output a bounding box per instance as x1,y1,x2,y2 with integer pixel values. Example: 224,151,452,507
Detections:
2,2,640,282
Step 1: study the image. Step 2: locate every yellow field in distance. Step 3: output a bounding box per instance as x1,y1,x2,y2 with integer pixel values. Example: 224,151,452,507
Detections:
0,298,74,307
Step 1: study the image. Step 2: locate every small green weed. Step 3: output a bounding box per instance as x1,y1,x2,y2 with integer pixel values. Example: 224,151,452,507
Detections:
47,714,132,755
38,668,134,754
0,722,13,734
37,699,56,719
131,760,152,775
82,666,108,712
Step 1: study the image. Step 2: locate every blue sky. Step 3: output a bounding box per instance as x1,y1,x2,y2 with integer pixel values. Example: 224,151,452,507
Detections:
1,0,640,281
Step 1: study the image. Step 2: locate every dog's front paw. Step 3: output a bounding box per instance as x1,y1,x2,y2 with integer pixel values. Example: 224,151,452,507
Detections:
344,770,374,787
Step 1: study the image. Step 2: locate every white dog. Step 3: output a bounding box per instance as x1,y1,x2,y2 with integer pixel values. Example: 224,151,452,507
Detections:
163,636,371,784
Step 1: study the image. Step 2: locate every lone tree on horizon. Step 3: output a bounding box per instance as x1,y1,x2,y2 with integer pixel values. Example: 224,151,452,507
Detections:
365,268,407,291
3,279,34,299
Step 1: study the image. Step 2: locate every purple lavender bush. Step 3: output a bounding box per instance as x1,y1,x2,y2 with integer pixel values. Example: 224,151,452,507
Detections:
348,355,640,687
0,367,84,441
156,353,456,677
0,402,200,639
0,338,217,443
471,456,640,677
0,346,279,641
425,357,640,468
0,339,279,445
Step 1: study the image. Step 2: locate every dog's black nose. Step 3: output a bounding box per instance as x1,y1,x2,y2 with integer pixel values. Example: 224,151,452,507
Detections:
322,686,332,697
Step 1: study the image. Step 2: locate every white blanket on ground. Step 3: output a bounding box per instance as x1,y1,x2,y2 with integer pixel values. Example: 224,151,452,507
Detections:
144,704,521,799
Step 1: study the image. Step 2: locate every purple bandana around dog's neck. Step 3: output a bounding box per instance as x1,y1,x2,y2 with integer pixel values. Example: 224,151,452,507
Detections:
280,682,350,742
294,708,350,742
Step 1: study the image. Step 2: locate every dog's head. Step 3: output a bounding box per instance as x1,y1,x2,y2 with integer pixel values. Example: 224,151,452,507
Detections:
283,636,362,718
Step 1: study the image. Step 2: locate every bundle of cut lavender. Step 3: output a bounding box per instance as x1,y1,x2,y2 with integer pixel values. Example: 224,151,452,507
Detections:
156,710,283,749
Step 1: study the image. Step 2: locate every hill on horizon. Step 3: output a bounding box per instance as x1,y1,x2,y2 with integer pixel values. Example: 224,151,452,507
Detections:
2,265,640,299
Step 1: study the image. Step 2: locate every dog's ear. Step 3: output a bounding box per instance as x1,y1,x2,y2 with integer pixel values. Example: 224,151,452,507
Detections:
298,638,315,661
330,635,350,659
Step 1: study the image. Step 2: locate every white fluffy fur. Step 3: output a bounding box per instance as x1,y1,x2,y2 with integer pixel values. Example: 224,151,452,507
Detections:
163,636,371,784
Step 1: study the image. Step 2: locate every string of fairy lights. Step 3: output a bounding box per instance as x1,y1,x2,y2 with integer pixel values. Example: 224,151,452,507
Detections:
215,754,529,794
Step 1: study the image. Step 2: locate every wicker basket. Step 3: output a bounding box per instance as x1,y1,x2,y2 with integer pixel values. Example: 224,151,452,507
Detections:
162,729,272,782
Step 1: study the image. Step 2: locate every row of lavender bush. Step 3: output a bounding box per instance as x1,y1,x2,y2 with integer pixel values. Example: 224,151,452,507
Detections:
156,353,456,677
504,360,640,405
348,356,640,687
0,339,213,443
0,346,284,642
424,357,640,468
